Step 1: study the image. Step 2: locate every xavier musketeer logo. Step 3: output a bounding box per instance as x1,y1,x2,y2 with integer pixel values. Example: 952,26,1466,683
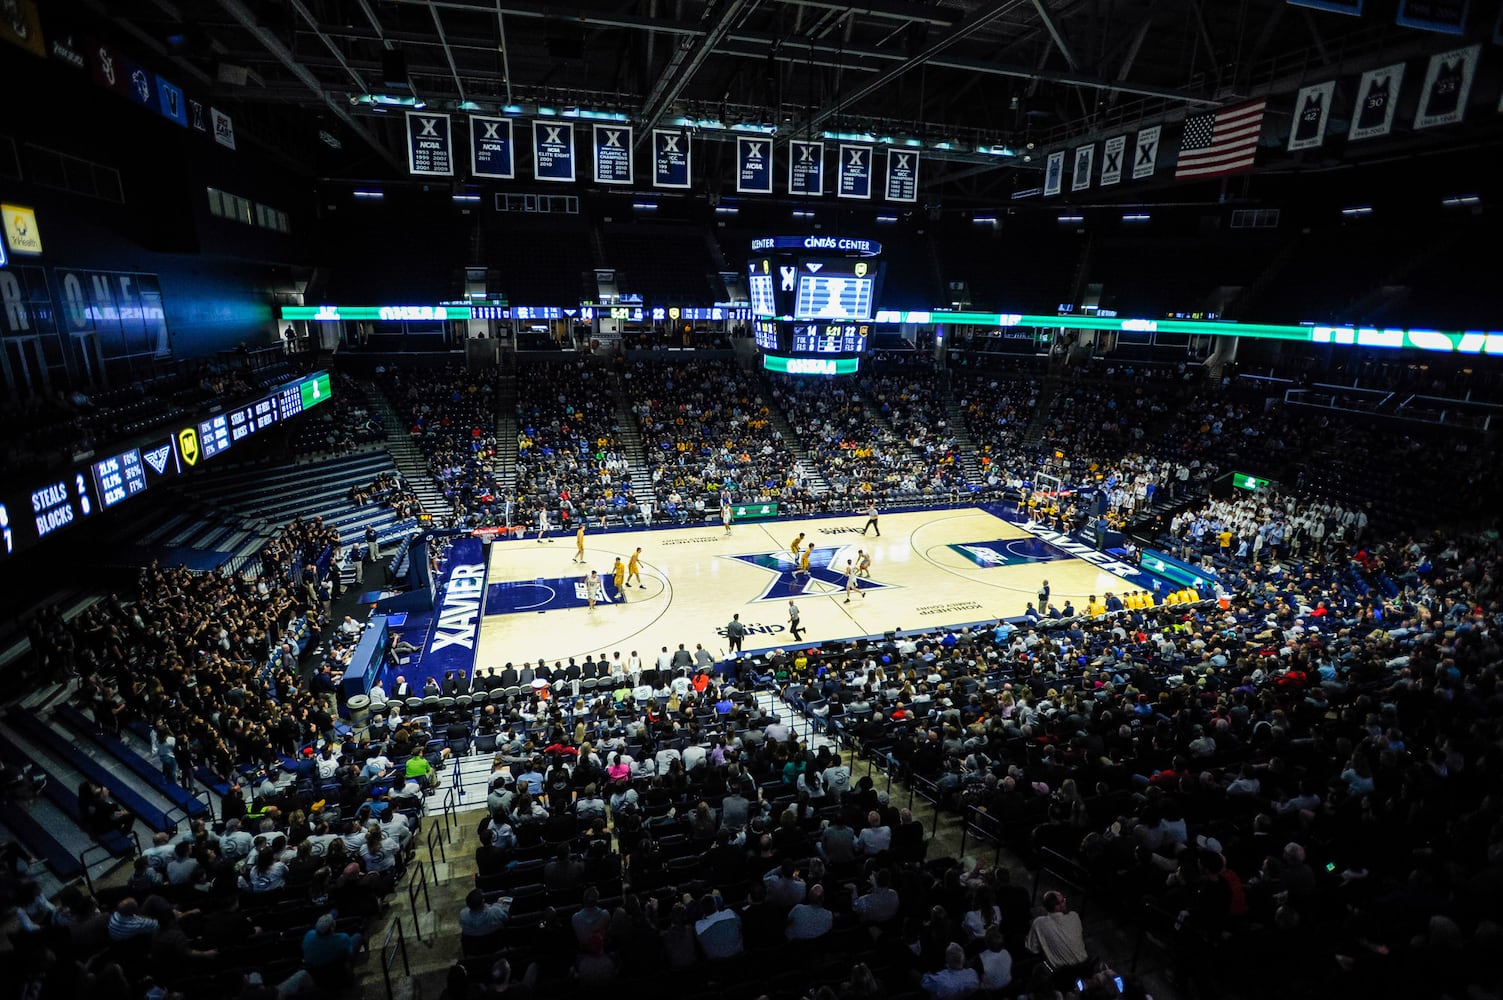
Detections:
725,546,896,602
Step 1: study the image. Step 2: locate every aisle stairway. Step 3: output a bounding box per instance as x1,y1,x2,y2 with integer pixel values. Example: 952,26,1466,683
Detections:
761,390,830,496
942,375,984,487
610,372,655,493
494,359,519,502
369,393,450,520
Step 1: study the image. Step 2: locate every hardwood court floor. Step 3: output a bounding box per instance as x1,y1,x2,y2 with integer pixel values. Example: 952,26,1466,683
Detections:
475,506,1137,670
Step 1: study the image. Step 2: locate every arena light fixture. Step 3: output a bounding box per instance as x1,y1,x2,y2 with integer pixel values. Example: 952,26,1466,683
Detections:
1057,214,1083,224
1341,205,1373,218
1441,194,1479,208
1122,213,1150,222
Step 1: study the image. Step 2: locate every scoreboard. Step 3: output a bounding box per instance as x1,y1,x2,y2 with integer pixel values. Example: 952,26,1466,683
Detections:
0,371,332,561
748,236,883,375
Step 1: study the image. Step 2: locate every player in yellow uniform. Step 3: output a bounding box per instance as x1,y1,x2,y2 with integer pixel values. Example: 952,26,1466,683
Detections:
1086,594,1106,617
789,533,806,559
797,542,813,579
573,524,586,564
627,547,643,588
612,557,627,601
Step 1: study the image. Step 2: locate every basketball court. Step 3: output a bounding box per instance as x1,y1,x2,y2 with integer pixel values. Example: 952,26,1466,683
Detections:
469,504,1159,670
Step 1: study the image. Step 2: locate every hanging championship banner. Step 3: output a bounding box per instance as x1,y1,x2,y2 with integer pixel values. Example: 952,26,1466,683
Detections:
593,124,633,185
1099,135,1126,186
1043,151,1064,196
885,149,919,202
1286,0,1363,13
532,120,575,182
736,136,773,194
652,128,691,189
837,144,873,199
788,140,824,196
470,115,515,179
405,111,452,175
1132,125,1161,179
1413,44,1479,128
1071,144,1094,192
1349,62,1405,140
1396,0,1470,34
1288,80,1336,150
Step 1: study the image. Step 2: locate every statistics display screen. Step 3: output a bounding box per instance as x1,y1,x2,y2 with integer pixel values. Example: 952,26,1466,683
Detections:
792,323,869,354
91,449,148,510
748,274,778,317
754,320,781,351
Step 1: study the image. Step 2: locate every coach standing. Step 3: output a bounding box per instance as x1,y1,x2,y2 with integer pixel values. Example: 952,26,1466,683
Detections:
726,614,746,656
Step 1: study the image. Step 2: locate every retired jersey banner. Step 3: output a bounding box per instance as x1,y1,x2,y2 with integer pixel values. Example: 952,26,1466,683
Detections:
788,140,824,196
1133,125,1161,179
405,111,452,175
593,124,633,185
532,120,576,182
1043,151,1064,196
1396,0,1469,34
837,144,873,199
0,0,44,57
652,128,691,189
1288,80,1336,150
156,76,187,127
1349,62,1404,140
885,149,919,202
1100,135,1126,186
470,115,515,179
1071,144,1094,191
1414,44,1479,128
736,136,773,194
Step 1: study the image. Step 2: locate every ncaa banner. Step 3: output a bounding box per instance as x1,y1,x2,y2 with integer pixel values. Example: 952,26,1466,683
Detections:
652,128,691,188
156,76,187,128
406,111,453,175
1071,144,1094,192
788,140,824,196
532,120,575,182
1287,80,1336,151
1396,0,1470,34
1043,150,1064,196
1414,44,1479,128
211,107,236,150
593,124,633,185
1349,62,1404,140
885,149,919,202
1099,135,1126,186
837,144,873,199
1132,125,1161,179
470,116,515,179
736,136,773,194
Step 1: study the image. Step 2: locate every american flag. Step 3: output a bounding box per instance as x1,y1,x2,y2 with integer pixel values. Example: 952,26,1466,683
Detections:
1174,100,1267,180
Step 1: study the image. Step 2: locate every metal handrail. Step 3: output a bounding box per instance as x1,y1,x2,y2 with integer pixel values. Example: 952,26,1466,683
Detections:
78,830,142,895
406,856,431,921
380,917,410,1000
425,819,447,884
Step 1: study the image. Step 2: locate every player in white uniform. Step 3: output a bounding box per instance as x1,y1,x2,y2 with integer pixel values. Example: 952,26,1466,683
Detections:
721,502,733,535
536,506,552,543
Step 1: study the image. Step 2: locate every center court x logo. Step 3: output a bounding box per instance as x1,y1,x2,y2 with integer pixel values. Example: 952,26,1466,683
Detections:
725,547,894,603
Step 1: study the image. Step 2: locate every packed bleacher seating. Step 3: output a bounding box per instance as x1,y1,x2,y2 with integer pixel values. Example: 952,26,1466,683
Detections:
625,358,821,518
514,356,629,529
381,364,502,523
861,354,968,492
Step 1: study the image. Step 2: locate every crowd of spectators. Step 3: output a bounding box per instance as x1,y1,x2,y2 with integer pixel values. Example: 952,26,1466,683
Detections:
626,358,823,517
515,357,629,528
289,373,385,458
382,365,501,523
